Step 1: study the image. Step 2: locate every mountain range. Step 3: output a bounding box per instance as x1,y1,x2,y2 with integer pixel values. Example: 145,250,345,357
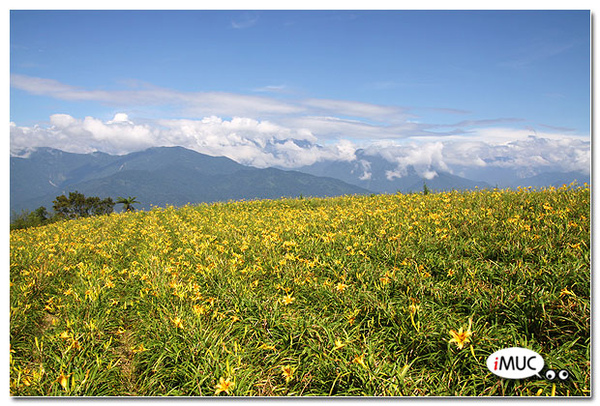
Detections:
10,147,370,214
10,146,590,215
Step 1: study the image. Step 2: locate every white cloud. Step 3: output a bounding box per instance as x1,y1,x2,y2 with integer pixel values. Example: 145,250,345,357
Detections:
49,113,78,127
302,98,410,123
422,170,438,180
357,159,372,180
282,115,440,141
435,128,591,175
11,74,77,96
9,75,590,179
10,74,303,118
9,75,482,143
380,142,449,180
182,92,303,117
371,132,590,181
231,13,259,29
10,112,590,179
10,114,355,168
11,114,157,155
9,75,426,136
253,84,289,93
107,113,133,124
156,116,356,168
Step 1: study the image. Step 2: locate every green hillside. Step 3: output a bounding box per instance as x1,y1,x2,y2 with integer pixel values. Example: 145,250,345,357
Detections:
10,185,590,396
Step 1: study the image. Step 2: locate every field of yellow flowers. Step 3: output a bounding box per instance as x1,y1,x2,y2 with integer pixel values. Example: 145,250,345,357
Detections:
10,185,590,396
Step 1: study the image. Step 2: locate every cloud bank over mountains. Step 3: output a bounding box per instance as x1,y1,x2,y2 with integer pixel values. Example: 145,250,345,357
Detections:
10,74,590,180
10,112,590,181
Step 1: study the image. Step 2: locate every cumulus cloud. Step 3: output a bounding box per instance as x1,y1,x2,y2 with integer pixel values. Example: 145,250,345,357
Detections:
10,113,159,156
435,128,591,175
10,113,357,168
11,111,589,181
478,135,590,174
364,133,589,181
156,116,361,168
107,113,133,125
376,142,449,180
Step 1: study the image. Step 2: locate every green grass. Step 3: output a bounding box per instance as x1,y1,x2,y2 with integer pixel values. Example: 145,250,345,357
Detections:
10,185,590,396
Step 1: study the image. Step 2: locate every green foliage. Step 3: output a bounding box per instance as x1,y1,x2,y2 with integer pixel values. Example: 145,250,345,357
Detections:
11,192,116,230
423,183,430,195
10,185,590,396
10,206,52,230
53,191,115,219
116,196,139,213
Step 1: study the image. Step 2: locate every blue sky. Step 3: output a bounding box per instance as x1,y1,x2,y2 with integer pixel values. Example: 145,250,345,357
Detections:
9,9,591,177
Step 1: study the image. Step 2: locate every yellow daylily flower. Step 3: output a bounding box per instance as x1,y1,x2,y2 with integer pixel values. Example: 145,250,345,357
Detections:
353,353,367,369
560,287,576,298
281,365,294,383
282,295,295,305
336,283,348,292
449,318,473,349
214,377,234,395
132,343,148,354
193,304,208,315
333,338,345,350
56,372,71,390
171,317,184,329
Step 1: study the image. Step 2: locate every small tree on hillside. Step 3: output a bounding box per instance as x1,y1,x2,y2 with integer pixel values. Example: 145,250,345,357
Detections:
423,183,431,195
117,196,139,212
